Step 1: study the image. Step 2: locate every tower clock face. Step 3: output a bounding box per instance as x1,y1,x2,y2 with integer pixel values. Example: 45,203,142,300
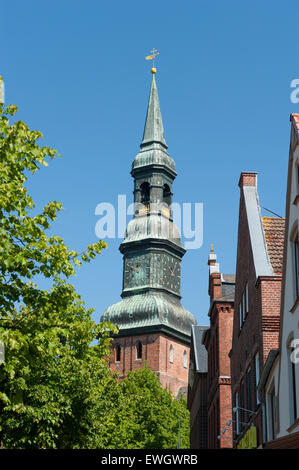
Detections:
162,253,180,294
124,255,150,289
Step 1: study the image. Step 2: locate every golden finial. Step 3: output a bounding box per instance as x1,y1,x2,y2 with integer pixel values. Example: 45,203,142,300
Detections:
145,48,159,73
210,244,214,253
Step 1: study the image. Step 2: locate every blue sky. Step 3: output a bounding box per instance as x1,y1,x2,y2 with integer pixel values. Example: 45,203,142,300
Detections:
2,0,299,325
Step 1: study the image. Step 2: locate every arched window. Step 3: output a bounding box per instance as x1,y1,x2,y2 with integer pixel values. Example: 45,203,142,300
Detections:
169,345,174,363
183,350,188,368
288,337,298,424
136,341,142,360
115,344,121,363
140,182,150,204
163,184,171,207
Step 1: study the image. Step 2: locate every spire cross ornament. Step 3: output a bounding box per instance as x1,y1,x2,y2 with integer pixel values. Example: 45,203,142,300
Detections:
145,48,159,74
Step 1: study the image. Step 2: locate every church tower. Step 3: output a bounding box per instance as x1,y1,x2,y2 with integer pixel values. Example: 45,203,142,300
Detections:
101,68,197,397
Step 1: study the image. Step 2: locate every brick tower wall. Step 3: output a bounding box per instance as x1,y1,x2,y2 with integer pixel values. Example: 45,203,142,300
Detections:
109,332,190,397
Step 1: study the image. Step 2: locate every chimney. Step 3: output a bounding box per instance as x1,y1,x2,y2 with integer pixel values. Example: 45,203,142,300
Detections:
208,245,222,300
238,172,257,188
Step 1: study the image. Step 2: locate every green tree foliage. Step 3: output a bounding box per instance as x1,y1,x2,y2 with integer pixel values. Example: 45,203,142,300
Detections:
100,365,190,449
0,103,190,449
0,103,118,448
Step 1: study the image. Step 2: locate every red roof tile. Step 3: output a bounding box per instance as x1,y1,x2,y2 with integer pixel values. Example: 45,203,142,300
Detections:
262,217,285,275
291,113,299,133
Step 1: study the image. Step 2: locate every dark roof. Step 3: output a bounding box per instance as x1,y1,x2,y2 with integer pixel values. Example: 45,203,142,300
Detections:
191,325,209,373
262,217,285,275
102,291,197,342
221,275,235,300
207,273,235,317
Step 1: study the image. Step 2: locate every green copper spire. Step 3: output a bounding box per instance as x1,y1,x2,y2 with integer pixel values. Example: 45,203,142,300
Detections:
101,66,197,345
141,72,167,149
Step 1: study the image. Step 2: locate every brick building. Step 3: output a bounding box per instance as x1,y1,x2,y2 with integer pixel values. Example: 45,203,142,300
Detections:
202,246,235,448
108,331,193,395
187,325,209,449
229,172,285,448
101,69,196,397
259,114,299,448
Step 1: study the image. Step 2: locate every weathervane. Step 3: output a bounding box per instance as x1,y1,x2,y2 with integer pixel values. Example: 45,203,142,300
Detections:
145,48,159,74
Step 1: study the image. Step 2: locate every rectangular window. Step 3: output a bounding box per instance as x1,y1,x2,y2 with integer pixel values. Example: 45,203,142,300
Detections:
211,340,214,378
245,282,249,316
116,345,121,362
240,380,245,430
169,345,174,363
241,298,244,324
246,367,252,420
239,300,244,330
262,401,268,443
288,344,298,424
216,326,219,372
183,350,187,368
243,292,246,319
291,360,298,421
239,303,242,331
208,347,212,386
255,352,260,405
268,387,276,441
239,283,249,330
294,233,299,298
235,392,240,435
216,399,220,448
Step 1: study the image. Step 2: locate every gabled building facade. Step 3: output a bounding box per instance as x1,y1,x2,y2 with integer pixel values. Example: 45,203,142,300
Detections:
187,325,209,449
202,247,235,448
101,70,197,397
230,172,285,448
259,114,299,448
